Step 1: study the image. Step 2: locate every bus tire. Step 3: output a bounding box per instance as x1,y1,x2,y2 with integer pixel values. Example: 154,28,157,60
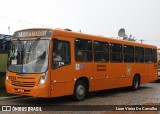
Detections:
132,75,140,91
74,80,86,101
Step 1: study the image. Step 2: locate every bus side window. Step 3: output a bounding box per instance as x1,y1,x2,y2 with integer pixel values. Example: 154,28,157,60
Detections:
135,47,144,63
110,43,123,62
52,39,70,69
123,45,134,63
145,48,153,63
153,49,157,63
94,41,109,62
75,38,92,62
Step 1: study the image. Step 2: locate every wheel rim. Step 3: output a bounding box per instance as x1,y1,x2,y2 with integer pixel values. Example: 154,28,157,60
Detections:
76,85,85,99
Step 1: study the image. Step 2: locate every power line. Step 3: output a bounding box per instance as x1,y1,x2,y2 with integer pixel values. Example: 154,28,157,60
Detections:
0,14,51,28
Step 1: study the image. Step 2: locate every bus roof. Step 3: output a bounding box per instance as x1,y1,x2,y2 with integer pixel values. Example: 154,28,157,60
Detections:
13,28,157,49
52,28,157,49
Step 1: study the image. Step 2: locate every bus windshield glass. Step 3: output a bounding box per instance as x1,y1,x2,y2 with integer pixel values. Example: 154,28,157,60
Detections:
8,40,49,73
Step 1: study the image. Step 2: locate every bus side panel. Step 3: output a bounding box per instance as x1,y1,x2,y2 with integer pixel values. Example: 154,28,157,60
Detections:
93,62,127,91
153,63,158,81
93,63,133,91
118,64,133,88
75,63,93,91
145,64,152,83
105,78,118,89
132,64,146,84
51,68,66,97
93,63,107,91
106,63,123,89
149,63,158,82
51,64,77,97
93,62,118,91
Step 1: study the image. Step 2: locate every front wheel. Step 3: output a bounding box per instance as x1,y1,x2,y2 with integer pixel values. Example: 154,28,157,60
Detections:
74,80,86,101
132,75,140,91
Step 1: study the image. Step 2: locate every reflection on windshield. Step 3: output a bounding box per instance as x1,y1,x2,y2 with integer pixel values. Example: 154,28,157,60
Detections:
8,40,49,73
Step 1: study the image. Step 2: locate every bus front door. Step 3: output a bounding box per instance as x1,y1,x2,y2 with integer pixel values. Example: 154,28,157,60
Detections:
51,37,74,97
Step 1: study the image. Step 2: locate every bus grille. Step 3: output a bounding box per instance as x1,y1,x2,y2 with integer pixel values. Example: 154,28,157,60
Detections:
11,81,36,87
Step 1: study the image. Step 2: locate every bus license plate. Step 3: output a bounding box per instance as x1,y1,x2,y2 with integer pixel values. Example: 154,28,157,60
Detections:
18,89,24,93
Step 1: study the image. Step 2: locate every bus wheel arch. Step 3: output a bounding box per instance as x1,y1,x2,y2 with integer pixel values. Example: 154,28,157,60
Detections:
74,77,89,101
132,74,140,91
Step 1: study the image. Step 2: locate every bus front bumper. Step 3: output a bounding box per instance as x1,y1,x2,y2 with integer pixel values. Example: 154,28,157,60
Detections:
5,81,50,98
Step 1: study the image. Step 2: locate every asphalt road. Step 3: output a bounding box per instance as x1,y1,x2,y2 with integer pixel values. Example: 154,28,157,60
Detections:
0,81,160,114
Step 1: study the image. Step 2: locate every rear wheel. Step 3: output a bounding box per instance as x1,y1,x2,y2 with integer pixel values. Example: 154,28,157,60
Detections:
74,80,86,101
132,75,140,91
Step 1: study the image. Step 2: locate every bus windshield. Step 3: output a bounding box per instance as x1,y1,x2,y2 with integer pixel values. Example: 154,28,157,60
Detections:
8,40,49,73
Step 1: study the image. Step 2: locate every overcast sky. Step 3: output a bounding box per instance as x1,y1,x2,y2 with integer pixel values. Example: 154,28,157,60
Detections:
0,0,160,47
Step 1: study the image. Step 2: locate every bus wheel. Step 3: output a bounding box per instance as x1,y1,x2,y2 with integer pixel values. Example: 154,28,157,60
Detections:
74,80,86,101
132,75,140,91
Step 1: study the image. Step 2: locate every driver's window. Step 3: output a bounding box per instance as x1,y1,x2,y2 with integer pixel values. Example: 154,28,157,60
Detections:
52,39,70,68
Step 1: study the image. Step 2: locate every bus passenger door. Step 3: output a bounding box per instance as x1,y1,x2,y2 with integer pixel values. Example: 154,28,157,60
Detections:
50,37,74,97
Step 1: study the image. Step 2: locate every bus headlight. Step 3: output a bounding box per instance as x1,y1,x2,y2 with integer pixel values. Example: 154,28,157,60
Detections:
38,72,48,85
6,72,9,81
6,75,9,81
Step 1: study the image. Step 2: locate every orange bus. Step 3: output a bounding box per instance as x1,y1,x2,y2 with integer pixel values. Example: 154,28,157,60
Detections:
6,28,158,100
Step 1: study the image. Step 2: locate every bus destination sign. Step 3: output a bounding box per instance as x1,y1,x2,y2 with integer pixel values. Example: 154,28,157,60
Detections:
13,29,52,38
